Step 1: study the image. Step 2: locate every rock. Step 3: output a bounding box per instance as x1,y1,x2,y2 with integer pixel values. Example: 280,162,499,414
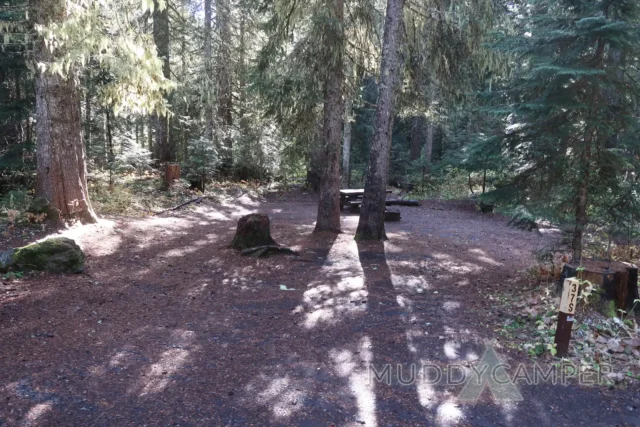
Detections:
0,249,15,271
10,237,85,273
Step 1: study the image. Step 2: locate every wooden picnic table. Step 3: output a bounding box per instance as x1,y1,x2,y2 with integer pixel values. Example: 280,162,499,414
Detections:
339,189,392,209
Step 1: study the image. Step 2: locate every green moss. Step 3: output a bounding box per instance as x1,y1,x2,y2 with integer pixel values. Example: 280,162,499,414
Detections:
12,237,85,273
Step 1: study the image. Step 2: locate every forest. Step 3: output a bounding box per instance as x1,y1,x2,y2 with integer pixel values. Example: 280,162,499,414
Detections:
2,0,640,425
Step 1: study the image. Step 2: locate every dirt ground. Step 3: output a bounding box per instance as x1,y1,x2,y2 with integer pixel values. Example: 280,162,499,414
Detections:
1,191,640,426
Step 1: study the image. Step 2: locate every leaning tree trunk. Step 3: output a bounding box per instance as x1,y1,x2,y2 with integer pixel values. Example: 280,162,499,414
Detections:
315,0,344,233
33,0,97,224
355,0,405,241
153,0,171,163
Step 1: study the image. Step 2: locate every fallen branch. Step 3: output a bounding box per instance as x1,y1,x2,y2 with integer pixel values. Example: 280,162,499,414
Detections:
153,197,210,215
241,245,300,258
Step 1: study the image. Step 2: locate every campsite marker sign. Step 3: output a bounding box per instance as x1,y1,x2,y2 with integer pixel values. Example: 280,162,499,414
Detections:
554,278,580,357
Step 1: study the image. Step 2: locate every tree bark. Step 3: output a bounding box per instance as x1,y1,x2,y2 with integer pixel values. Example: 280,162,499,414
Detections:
342,98,352,188
355,0,405,241
306,119,324,191
153,0,171,163
424,122,433,172
204,0,214,142
105,109,114,186
315,0,345,233
217,0,233,174
409,116,423,161
33,0,97,224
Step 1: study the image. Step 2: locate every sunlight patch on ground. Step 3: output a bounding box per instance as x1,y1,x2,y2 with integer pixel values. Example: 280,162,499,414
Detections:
431,253,482,274
442,301,461,312
21,402,53,426
436,399,465,426
245,374,307,419
132,329,196,396
391,275,430,293
330,337,376,427
299,234,366,328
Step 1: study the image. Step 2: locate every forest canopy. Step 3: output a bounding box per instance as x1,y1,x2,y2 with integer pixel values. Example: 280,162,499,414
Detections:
1,0,640,258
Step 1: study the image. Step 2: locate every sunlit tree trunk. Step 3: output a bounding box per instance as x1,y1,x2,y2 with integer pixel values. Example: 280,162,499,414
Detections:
315,0,345,233
356,0,405,241
33,0,97,224
204,0,214,142
342,98,352,189
153,0,171,163
217,0,233,175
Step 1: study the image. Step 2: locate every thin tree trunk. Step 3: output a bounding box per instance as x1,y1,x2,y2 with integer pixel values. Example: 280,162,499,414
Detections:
409,116,423,161
84,71,92,154
342,98,352,188
217,0,233,175
204,0,213,141
572,137,591,263
14,69,23,144
147,116,154,153
355,0,405,241
424,122,433,172
32,0,97,224
306,119,324,191
105,109,114,187
153,0,171,163
315,0,345,233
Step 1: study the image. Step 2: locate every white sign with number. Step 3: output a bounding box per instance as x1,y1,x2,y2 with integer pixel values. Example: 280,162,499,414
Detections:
559,278,580,315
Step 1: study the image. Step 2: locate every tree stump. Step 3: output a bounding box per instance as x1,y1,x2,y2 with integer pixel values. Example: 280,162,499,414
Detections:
164,163,181,188
561,259,639,310
230,214,277,250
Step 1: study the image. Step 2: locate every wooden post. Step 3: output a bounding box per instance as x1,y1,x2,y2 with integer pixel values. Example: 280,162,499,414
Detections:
164,163,181,188
554,278,580,357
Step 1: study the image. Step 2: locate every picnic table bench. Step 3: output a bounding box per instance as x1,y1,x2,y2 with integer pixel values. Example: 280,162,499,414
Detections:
339,189,392,209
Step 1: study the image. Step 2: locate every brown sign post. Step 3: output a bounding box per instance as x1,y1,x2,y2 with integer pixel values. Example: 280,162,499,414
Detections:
554,278,580,357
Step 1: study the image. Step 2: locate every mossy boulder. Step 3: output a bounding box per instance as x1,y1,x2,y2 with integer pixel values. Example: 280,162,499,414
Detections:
2,237,85,274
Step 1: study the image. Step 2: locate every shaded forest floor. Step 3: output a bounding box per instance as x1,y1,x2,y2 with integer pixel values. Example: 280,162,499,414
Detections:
1,190,640,426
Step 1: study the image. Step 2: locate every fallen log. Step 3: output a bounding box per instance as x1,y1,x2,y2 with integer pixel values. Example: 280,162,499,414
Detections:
385,209,401,222
242,245,300,258
385,200,421,207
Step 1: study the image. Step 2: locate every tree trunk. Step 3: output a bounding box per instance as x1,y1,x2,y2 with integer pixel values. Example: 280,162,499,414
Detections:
424,122,433,173
315,0,344,233
204,0,214,142
572,136,592,263
153,0,171,163
342,98,352,188
306,119,324,191
84,70,92,154
355,0,405,241
105,109,114,186
33,0,97,224
217,0,233,175
409,116,423,161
